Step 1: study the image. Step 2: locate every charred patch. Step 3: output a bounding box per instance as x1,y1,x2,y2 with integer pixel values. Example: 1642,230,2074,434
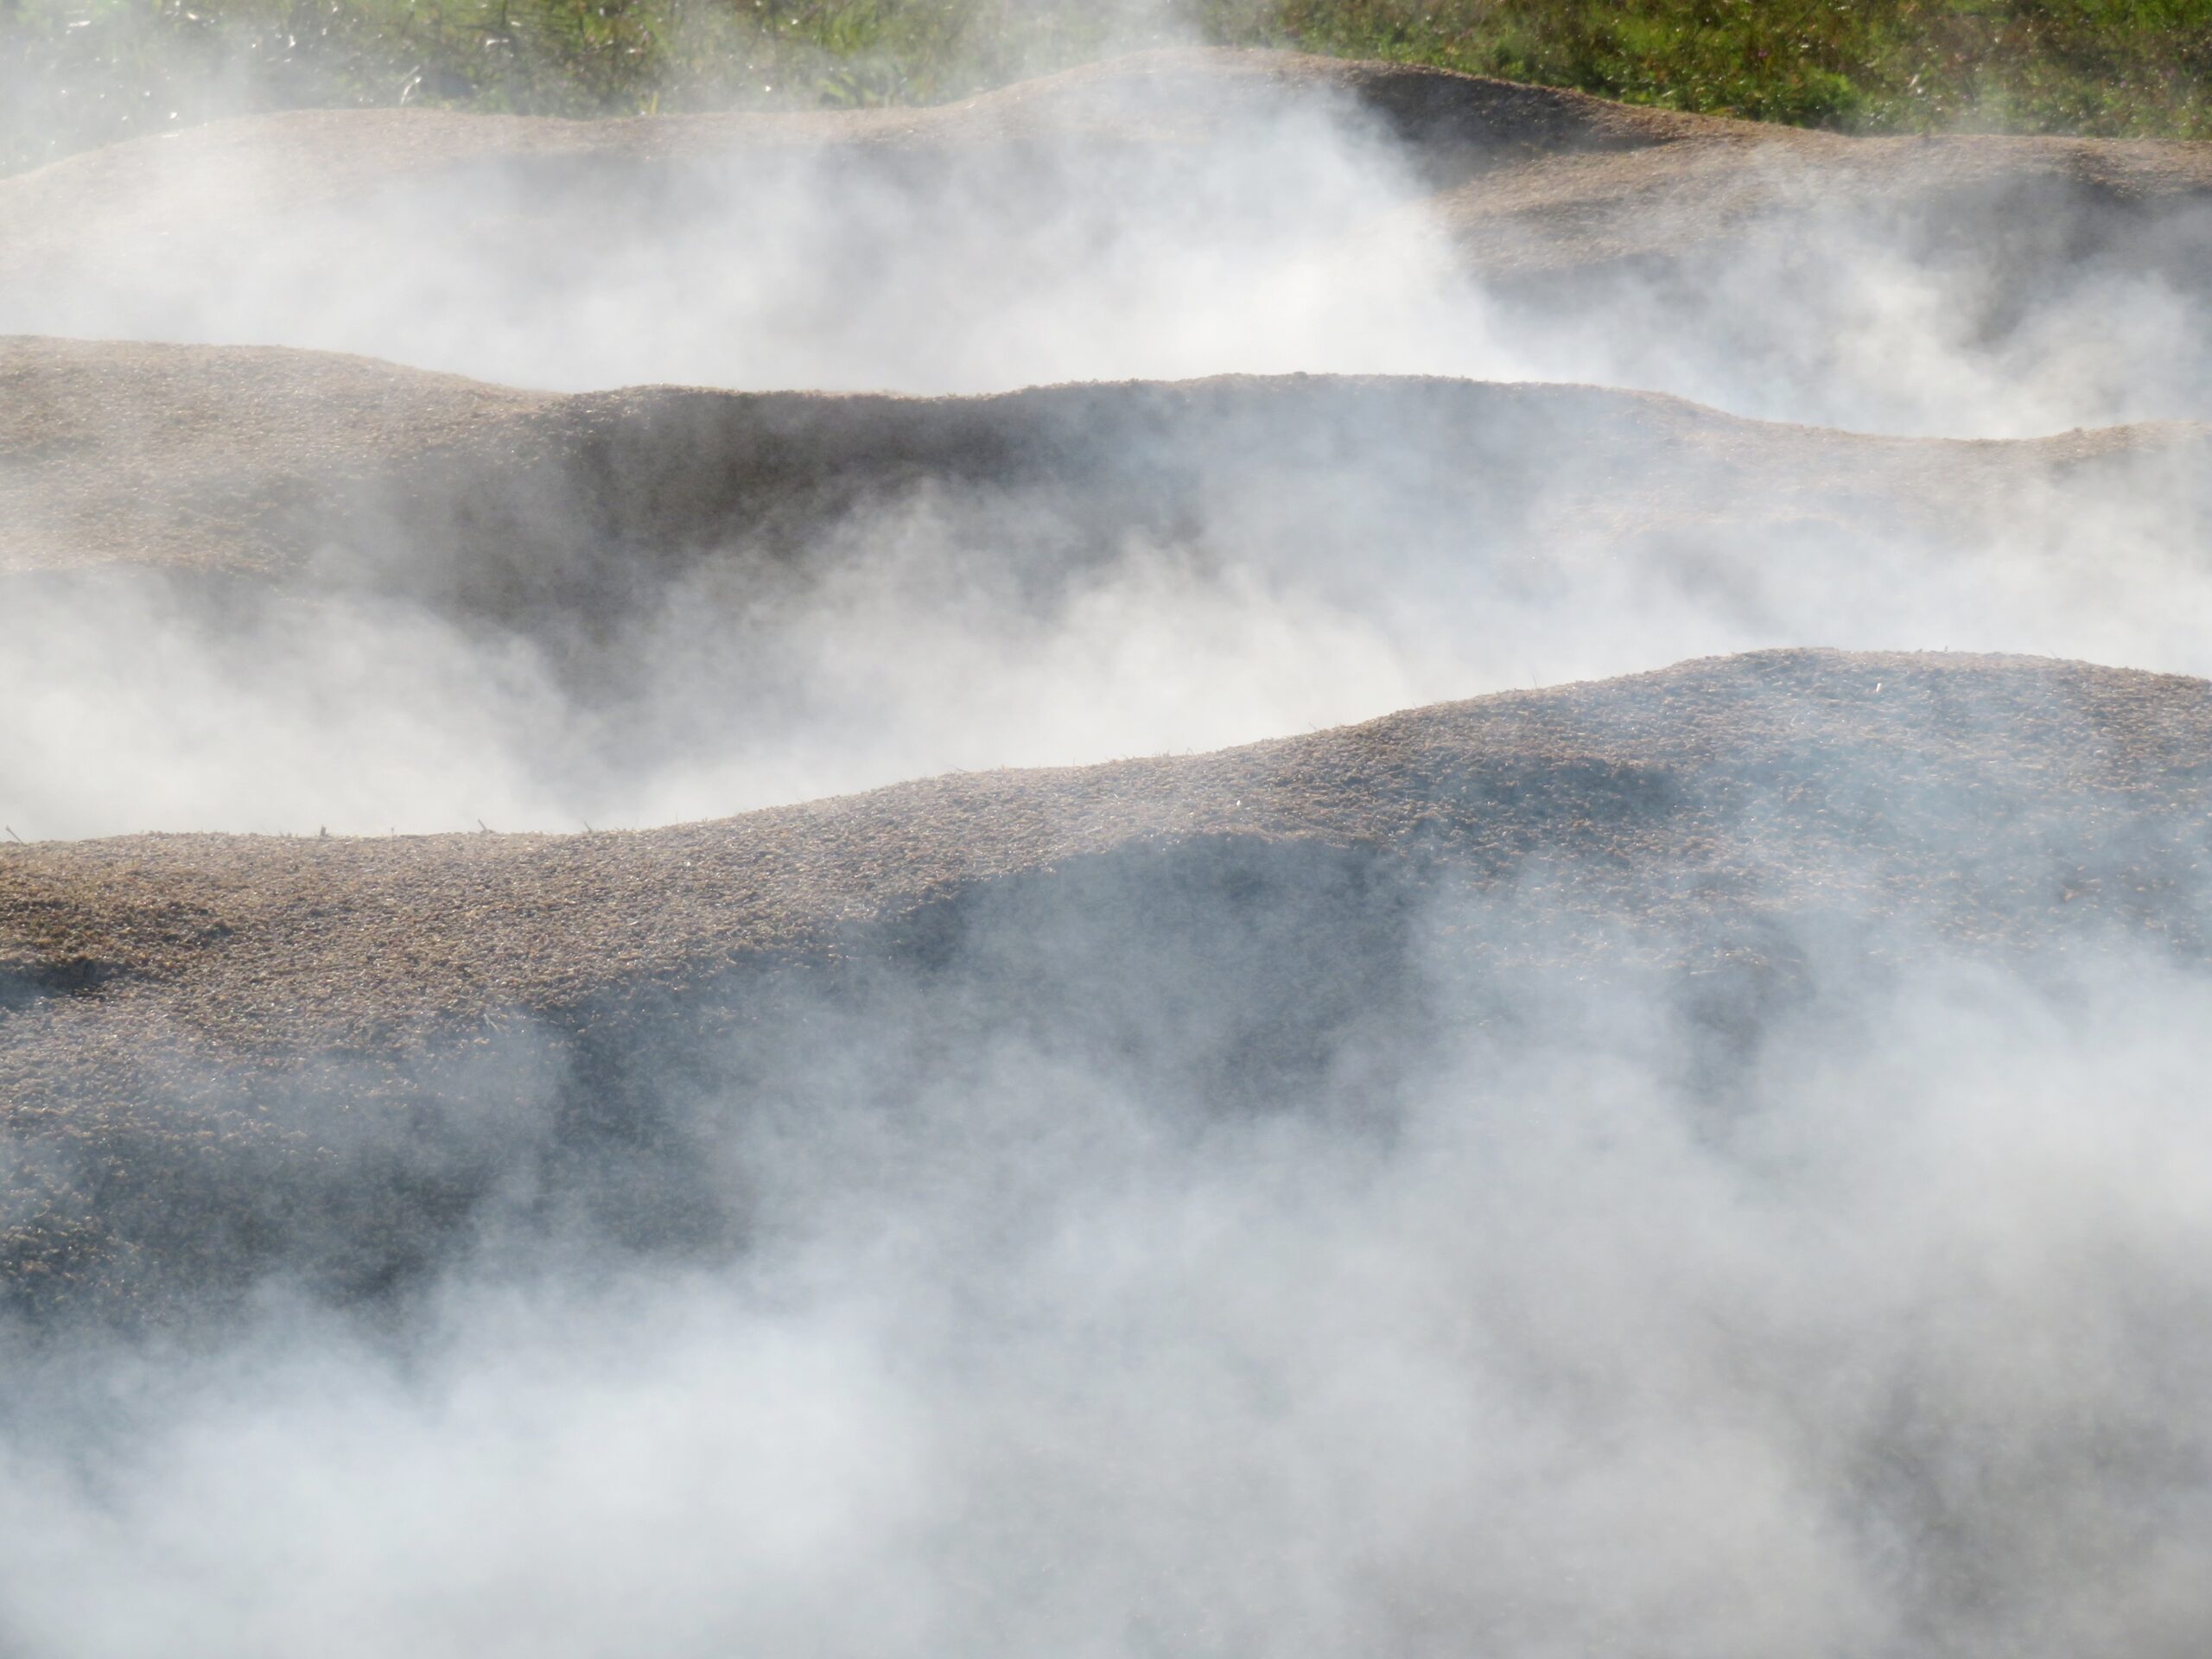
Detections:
0,953,126,1011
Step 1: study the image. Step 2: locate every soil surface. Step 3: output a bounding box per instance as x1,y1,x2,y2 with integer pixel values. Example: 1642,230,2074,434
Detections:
6,336,2204,622
4,49,2209,289
4,52,2210,1320
4,649,2209,1314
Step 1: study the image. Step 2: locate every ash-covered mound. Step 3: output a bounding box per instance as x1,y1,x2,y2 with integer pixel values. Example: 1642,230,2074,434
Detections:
10,334,2204,595
7,45,2212,1659
3,50,2205,429
8,338,2210,839
0,50,1761,287
4,48,2202,289
4,648,2207,1318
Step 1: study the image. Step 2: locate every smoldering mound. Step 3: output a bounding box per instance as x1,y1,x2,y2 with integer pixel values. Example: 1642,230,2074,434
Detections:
11,334,2210,595
3,50,2207,429
8,649,2212,1657
7,44,2212,1659
7,335,2212,838
4,646,2208,1319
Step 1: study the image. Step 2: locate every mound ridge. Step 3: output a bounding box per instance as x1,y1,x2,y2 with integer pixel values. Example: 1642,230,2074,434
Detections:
4,650,2209,1314
7,335,2204,616
2,48,2205,320
0,50,1721,252
6,40,2212,1648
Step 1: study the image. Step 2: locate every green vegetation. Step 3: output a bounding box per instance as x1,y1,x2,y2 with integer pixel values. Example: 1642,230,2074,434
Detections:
5,0,2208,175
1212,0,2212,136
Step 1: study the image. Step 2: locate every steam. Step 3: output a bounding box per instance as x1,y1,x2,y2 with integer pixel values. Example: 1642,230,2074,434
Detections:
3,63,2209,429
1,59,2209,837
5,919,2212,1657
5,37,2212,1659
3,418,2209,838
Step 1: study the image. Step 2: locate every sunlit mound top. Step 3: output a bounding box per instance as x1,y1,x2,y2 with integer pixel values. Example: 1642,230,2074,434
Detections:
0,48,1726,209
4,645,2209,1313
2,47,2206,289
5,335,2205,588
9,645,2203,1030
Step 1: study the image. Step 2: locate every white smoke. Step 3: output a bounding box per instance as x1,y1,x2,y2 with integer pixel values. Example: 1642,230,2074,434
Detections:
3,41,2212,1659
1,58,2208,837
4,932,2211,1658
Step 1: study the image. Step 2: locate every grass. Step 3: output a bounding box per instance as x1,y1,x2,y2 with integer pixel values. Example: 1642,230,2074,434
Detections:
1210,0,2212,135
4,0,2209,175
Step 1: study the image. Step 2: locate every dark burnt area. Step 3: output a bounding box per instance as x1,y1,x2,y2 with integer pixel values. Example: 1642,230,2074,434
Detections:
0,953,126,1011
